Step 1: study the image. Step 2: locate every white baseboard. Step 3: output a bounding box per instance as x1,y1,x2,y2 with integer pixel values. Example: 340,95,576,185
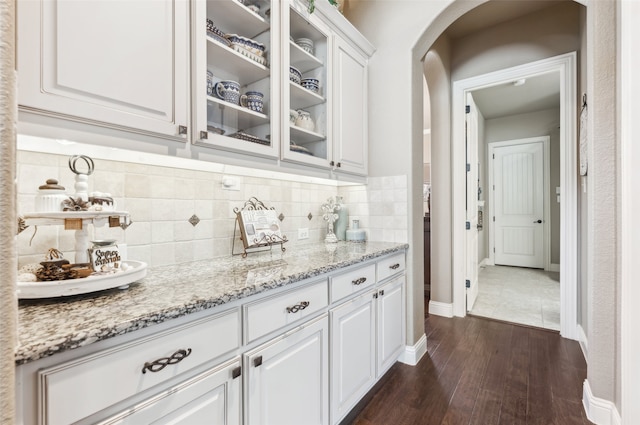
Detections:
577,324,588,360
479,258,489,268
548,263,560,272
583,379,621,425
428,300,454,318
398,333,427,366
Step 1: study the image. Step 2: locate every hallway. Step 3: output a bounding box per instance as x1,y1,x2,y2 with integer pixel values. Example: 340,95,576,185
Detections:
348,315,591,425
469,265,560,331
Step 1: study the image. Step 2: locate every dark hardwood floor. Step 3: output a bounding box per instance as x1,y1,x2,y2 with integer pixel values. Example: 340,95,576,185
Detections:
349,311,592,425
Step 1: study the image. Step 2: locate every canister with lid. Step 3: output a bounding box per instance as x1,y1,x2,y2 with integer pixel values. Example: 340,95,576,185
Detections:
35,179,67,212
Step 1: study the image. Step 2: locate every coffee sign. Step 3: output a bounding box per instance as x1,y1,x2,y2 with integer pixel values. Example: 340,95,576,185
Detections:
88,244,121,271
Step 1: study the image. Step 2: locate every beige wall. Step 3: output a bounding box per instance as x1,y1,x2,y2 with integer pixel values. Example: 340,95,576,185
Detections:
347,0,619,412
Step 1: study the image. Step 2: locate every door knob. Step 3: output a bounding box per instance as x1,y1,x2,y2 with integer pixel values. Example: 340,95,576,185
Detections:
534,219,542,223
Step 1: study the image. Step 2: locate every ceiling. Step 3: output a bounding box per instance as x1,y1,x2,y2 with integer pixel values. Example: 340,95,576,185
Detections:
471,72,561,120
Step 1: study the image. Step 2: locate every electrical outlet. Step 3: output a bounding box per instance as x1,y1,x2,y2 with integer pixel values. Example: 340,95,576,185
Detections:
298,228,309,240
221,176,240,191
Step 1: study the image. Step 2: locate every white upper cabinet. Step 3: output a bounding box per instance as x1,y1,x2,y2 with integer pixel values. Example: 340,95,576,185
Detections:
333,37,369,175
191,0,279,158
17,0,190,141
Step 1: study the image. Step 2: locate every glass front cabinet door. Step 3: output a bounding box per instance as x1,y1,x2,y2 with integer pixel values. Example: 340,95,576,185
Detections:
192,0,279,158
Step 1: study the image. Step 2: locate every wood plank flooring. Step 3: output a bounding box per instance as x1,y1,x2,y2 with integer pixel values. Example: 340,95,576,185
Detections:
348,313,592,425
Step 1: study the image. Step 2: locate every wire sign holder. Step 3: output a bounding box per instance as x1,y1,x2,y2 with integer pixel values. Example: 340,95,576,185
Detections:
233,197,288,258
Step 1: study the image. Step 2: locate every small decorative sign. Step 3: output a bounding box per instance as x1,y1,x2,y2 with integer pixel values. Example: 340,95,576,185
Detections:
64,218,83,230
88,241,121,271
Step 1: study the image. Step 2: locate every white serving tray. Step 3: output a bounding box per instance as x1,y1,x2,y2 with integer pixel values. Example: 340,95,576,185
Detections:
17,261,147,299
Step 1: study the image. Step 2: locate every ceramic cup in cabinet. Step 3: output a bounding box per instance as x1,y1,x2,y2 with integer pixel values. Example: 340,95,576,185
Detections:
301,78,320,93
289,109,299,124
206,71,214,96
240,91,264,112
295,110,315,131
214,80,241,104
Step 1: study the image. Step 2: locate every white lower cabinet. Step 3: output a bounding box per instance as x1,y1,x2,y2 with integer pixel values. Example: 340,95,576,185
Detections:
376,275,407,375
330,275,406,425
98,357,242,425
16,251,406,425
330,290,376,423
244,315,329,425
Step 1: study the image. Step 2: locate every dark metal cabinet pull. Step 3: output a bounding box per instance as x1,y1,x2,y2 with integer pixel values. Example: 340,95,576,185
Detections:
379,290,385,296
330,160,335,166
232,366,242,379
389,263,400,270
254,356,263,367
337,162,341,168
373,292,378,299
286,301,310,313
142,348,192,374
352,277,367,285
178,125,188,135
200,130,208,140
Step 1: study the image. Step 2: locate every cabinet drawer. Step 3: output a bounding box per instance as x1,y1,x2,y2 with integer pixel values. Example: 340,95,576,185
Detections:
376,252,406,282
38,308,240,425
329,263,376,303
244,280,328,344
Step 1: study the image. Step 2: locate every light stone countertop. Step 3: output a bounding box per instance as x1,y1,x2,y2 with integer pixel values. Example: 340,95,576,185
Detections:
16,241,408,365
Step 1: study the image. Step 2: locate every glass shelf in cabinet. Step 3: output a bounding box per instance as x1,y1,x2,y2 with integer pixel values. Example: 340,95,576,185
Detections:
290,82,325,109
207,37,270,85
207,0,270,38
290,124,325,143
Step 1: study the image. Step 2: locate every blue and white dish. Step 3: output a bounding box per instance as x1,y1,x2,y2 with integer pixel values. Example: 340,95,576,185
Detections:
214,80,241,104
295,37,315,55
240,91,264,112
289,66,302,84
301,78,320,93
225,34,266,56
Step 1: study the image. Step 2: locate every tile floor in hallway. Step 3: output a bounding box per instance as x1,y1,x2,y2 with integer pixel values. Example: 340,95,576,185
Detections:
468,265,561,331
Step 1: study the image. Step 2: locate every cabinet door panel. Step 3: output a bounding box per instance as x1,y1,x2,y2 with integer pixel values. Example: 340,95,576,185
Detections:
377,276,406,375
330,293,376,424
333,38,368,175
18,0,189,139
99,358,241,425
245,316,329,425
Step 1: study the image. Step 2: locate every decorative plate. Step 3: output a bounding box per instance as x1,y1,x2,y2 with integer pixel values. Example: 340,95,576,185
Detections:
16,260,147,299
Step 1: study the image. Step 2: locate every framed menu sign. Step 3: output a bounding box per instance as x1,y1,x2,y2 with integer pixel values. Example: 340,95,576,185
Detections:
233,197,288,257
238,209,283,247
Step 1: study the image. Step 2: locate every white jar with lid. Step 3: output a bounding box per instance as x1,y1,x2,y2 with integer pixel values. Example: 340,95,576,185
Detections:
35,179,67,212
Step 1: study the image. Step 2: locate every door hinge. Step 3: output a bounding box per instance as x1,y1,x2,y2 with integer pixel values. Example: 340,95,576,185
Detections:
493,216,495,222
465,279,471,288
466,163,470,172
465,105,470,113
466,221,471,230
493,153,495,159
493,247,495,253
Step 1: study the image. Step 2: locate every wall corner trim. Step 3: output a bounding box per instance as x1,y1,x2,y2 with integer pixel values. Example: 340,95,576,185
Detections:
398,333,427,366
577,324,588,360
428,301,454,318
582,379,621,425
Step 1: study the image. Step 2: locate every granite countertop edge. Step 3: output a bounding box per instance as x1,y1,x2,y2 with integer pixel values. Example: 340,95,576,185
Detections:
16,242,408,365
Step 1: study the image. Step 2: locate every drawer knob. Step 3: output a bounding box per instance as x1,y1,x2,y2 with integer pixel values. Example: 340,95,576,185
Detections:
142,348,192,374
286,301,310,314
352,277,367,285
389,263,400,270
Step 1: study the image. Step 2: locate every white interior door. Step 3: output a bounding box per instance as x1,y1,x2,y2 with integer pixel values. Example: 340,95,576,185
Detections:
493,141,545,268
465,93,480,310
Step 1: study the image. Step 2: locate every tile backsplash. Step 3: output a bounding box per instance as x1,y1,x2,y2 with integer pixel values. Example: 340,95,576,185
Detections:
16,145,408,268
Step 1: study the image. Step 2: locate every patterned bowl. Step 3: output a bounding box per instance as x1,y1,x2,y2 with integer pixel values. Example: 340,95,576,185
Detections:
301,78,320,93
295,37,315,55
225,34,266,56
289,66,302,84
